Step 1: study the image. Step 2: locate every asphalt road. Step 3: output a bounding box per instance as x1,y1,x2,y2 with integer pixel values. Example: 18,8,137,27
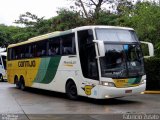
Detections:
0,82,160,120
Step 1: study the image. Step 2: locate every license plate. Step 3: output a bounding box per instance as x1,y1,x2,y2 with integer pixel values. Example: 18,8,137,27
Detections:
125,90,132,93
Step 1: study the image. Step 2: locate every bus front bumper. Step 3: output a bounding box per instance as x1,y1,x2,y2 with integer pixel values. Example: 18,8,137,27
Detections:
97,83,146,99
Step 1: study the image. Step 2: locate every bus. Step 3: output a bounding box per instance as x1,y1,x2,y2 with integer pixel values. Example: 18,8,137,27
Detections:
0,52,7,81
7,26,154,99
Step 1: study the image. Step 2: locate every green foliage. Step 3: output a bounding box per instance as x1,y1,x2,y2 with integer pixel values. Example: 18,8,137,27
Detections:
144,57,160,90
156,42,160,57
0,24,22,47
52,9,85,31
94,11,119,25
0,23,39,47
14,12,44,27
1,1,160,58
118,2,160,57
71,0,107,18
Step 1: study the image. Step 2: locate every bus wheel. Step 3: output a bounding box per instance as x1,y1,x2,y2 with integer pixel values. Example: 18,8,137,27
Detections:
14,76,20,88
0,74,4,82
19,77,25,91
66,81,78,100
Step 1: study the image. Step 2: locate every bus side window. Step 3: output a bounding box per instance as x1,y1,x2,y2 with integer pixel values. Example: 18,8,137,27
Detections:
48,37,60,56
11,48,16,60
61,33,76,55
29,44,37,58
15,47,20,59
24,45,30,58
8,48,12,60
48,47,56,55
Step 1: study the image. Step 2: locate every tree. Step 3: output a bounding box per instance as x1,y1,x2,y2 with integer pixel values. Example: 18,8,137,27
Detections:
94,11,119,25
0,0,159,57
51,9,85,31
14,12,53,38
117,1,160,56
14,12,44,27
70,0,111,19
116,0,134,15
0,24,23,47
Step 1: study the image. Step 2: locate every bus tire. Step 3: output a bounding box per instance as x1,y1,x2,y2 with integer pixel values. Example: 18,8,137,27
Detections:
19,76,25,91
14,76,20,89
0,74,4,82
66,80,78,100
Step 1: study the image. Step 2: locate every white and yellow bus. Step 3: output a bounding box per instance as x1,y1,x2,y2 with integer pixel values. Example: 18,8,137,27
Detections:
7,26,153,99
0,52,7,81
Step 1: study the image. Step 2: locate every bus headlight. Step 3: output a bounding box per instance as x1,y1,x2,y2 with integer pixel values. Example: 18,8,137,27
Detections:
140,75,146,84
140,79,145,84
101,81,115,87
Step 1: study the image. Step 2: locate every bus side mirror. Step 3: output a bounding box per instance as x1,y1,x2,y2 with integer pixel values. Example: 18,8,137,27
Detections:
140,41,154,58
93,40,105,57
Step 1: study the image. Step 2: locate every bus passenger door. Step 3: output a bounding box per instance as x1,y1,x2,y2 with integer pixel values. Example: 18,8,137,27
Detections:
77,30,99,97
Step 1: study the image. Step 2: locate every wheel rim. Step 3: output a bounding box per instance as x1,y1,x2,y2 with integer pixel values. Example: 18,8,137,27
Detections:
69,85,77,96
67,82,77,98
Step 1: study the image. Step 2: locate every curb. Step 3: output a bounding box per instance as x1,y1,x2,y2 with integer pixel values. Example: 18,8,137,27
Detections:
144,91,160,94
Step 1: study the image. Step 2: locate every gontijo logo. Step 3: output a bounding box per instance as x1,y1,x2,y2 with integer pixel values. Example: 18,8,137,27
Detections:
18,60,36,67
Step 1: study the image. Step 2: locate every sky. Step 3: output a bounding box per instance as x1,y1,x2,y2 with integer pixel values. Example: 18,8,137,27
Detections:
0,0,158,26
0,0,71,26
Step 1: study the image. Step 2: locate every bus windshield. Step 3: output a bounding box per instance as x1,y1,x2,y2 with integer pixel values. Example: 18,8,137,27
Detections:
95,28,145,78
99,44,145,78
96,28,138,42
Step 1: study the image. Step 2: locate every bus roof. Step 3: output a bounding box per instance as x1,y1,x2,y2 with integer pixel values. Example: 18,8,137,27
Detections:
8,25,134,48
72,25,134,31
